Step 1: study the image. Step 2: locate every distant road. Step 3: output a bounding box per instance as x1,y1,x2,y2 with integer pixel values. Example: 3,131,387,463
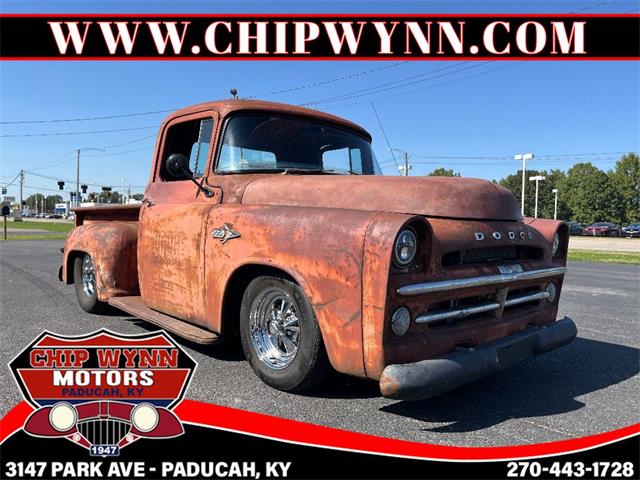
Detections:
569,236,640,253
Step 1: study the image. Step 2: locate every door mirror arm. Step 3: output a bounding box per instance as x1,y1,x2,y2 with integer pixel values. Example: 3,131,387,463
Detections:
193,177,215,198
166,153,214,198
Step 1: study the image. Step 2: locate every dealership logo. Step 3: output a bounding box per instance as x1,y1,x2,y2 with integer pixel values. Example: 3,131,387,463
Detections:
9,329,196,456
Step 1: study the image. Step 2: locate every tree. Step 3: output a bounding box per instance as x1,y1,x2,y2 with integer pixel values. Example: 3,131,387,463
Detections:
45,195,63,211
427,168,460,177
558,163,625,224
498,169,570,219
609,152,639,223
131,193,144,201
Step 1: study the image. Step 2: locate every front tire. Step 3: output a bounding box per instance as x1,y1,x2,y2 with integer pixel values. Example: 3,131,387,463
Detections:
240,276,330,392
73,254,105,313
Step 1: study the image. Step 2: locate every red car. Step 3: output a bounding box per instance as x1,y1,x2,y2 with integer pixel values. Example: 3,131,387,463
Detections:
583,222,622,236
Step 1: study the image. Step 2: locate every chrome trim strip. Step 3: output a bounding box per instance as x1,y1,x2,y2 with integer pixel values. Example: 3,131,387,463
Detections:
504,290,550,307
415,302,501,324
414,289,551,324
397,267,566,296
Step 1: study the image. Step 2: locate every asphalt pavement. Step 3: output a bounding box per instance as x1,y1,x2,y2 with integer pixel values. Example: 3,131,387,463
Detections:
1,240,638,447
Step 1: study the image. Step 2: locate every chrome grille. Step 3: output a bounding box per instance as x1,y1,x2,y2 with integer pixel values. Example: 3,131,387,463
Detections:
77,419,130,446
415,288,550,325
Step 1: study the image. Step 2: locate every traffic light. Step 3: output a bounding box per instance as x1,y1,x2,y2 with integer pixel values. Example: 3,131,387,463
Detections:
102,186,112,192
81,184,88,193
57,181,65,190
70,192,76,199
1,187,6,194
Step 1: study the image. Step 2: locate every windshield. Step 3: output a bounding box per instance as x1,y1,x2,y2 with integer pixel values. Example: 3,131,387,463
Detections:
216,113,381,175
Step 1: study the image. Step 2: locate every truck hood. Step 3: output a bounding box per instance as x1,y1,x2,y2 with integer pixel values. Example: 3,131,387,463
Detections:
241,175,522,221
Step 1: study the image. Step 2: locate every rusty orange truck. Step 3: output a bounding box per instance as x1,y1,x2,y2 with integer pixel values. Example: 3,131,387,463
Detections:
59,99,576,400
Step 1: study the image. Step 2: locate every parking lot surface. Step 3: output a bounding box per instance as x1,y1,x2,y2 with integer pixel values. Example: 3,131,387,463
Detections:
1,240,638,446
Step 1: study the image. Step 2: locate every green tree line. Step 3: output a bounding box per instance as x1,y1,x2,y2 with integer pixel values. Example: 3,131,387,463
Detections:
428,153,639,225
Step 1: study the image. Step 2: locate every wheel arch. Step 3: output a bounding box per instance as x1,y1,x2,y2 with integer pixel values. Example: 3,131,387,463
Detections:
65,249,89,285
61,222,139,300
220,263,302,337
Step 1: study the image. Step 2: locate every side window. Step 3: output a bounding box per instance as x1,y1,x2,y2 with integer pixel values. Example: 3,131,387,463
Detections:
161,118,213,181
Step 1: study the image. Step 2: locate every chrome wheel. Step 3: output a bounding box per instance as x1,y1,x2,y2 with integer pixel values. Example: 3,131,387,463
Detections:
249,288,300,370
81,255,96,297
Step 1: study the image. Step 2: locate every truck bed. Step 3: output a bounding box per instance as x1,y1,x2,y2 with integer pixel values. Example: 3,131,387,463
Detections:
73,204,141,226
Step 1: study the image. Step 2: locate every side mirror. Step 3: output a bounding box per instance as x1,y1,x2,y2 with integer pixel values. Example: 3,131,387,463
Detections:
166,153,192,179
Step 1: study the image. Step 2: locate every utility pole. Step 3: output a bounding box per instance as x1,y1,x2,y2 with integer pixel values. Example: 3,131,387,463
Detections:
18,170,24,219
76,149,80,208
389,148,411,176
515,153,534,215
552,188,559,220
121,178,127,204
529,175,545,218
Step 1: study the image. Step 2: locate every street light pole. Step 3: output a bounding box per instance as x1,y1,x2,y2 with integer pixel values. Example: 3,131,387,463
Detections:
529,175,546,218
515,153,534,216
389,148,411,176
76,147,105,208
552,188,558,220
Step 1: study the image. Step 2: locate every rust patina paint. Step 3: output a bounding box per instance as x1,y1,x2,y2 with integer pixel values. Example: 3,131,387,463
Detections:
61,99,568,381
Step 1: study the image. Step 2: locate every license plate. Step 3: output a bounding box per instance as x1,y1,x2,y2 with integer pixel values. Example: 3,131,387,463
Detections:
497,264,524,274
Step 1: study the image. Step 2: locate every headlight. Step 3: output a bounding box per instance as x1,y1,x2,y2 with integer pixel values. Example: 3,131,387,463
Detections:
49,402,77,432
552,232,560,256
131,403,159,433
394,228,417,267
391,308,411,336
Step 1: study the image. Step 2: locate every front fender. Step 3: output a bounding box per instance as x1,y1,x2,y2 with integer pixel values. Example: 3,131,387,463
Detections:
62,222,139,300
205,204,379,377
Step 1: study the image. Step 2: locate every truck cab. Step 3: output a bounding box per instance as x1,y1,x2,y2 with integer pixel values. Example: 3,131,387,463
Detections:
60,99,576,400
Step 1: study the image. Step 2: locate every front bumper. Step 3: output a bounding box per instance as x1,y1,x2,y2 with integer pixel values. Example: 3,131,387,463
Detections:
379,317,577,400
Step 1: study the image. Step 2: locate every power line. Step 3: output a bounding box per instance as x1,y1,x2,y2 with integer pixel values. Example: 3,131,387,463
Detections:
1,125,157,138
0,62,409,125
98,133,157,150
303,62,479,106
1,171,21,188
0,109,175,125
247,61,409,98
370,102,400,174
327,62,518,110
84,146,154,158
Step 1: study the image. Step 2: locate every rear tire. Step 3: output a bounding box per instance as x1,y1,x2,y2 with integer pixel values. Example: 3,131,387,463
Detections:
73,254,105,313
240,276,330,392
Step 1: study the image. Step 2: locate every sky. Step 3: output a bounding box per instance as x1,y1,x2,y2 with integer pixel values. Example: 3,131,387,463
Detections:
1,0,639,201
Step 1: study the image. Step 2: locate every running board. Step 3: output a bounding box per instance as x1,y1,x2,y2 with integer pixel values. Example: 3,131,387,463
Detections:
108,296,220,345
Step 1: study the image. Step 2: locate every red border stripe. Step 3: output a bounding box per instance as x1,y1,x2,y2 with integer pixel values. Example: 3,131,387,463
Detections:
1,399,638,460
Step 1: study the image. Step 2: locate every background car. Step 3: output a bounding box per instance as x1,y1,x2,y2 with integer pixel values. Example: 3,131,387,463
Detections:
622,223,640,238
566,221,584,236
583,222,622,236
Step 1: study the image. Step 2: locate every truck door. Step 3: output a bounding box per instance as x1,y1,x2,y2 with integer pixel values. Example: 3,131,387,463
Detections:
138,112,221,326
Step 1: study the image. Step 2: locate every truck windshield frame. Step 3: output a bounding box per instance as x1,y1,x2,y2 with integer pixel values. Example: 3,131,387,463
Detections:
214,113,382,175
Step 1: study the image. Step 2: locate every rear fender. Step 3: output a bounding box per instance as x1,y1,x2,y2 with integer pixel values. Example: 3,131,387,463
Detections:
62,222,139,300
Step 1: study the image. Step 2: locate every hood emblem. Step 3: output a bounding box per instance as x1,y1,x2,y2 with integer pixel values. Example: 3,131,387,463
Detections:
211,223,241,244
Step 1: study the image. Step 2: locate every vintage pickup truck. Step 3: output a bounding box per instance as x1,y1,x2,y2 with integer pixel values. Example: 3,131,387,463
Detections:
60,99,576,400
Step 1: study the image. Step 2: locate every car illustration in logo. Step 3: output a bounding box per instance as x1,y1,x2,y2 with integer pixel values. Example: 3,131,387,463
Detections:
9,329,196,456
